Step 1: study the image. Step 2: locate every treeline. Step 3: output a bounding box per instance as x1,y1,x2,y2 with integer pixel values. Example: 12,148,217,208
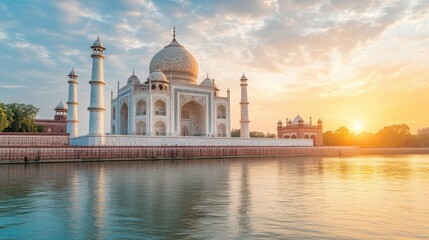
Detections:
0,102,41,132
324,124,429,148
231,128,276,138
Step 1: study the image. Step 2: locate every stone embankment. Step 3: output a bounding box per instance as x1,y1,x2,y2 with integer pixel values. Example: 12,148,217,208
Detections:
0,146,359,164
360,148,429,155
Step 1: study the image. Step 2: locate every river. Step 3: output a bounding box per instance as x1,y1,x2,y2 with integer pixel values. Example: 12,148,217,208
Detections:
0,155,428,239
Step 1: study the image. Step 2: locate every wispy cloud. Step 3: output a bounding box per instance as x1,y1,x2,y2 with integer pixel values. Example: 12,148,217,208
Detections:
0,84,25,89
0,0,428,133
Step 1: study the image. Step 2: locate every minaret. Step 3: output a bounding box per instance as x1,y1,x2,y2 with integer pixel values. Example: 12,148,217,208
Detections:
88,36,106,135
240,74,250,138
66,68,79,138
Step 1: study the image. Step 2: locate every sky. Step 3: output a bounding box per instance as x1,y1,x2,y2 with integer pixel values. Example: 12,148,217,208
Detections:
0,0,428,135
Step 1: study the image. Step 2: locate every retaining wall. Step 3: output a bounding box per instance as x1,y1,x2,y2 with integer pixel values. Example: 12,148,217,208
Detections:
0,133,69,147
0,146,360,163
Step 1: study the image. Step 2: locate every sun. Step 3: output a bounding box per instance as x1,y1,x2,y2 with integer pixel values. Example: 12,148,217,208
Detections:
354,122,363,133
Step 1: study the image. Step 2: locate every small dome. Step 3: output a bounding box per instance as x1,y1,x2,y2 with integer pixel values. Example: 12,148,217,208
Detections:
127,72,140,85
292,115,304,125
278,120,283,125
55,101,67,111
148,68,168,82
317,119,323,124
200,74,218,90
91,36,105,49
68,68,77,76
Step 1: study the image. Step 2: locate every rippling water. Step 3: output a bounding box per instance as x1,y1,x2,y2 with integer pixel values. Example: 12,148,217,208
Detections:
1,155,428,239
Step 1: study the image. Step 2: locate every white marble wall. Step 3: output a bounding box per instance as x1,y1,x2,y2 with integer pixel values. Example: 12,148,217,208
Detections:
70,135,313,147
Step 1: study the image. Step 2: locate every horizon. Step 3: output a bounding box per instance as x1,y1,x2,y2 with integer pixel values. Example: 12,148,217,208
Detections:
1,1,428,135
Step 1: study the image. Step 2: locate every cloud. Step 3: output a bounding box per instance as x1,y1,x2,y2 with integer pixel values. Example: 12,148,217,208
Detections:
0,30,6,41
56,1,104,24
0,85,25,89
11,39,52,64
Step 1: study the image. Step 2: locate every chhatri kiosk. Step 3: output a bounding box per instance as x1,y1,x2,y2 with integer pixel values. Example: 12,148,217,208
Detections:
69,29,312,147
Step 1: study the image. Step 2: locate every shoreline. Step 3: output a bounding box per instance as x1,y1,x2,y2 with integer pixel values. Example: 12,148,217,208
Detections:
360,147,429,155
2,146,429,164
0,146,359,164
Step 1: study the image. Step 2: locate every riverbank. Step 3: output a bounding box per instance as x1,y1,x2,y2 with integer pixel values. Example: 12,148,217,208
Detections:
360,148,429,155
0,146,359,164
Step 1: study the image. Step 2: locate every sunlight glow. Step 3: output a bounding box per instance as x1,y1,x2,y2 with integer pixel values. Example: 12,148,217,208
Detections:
354,122,363,133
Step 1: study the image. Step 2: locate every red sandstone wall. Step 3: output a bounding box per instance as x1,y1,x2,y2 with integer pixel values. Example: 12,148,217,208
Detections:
0,133,69,147
0,146,359,163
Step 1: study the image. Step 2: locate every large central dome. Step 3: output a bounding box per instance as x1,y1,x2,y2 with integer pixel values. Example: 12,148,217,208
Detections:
149,37,198,85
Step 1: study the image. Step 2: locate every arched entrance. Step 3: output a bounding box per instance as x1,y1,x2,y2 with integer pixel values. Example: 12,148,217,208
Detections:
136,121,146,135
120,103,128,135
180,100,206,136
217,123,226,137
155,121,166,136
311,135,317,146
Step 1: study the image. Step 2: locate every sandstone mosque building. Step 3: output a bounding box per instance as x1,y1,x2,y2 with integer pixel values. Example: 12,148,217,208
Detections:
277,115,323,146
67,29,311,147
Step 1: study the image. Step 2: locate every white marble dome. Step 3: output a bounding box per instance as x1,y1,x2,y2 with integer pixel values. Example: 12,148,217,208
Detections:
127,73,140,85
55,101,67,111
200,75,218,90
148,68,168,82
149,38,198,85
292,115,304,125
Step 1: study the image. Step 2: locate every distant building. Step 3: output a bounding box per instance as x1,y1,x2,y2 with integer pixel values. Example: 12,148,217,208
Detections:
277,115,323,146
35,101,68,134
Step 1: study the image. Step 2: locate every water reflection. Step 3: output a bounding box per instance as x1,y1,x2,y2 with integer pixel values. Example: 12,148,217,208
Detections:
238,163,252,235
0,155,428,239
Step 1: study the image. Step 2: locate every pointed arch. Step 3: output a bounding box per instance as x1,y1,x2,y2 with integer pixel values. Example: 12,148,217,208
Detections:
136,121,146,135
155,100,166,115
155,121,166,136
217,123,226,137
120,103,128,135
217,105,226,119
180,100,206,136
136,100,146,116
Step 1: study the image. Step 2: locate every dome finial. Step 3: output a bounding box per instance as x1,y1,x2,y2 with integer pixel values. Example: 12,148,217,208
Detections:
173,26,176,40
132,69,135,75
97,36,99,41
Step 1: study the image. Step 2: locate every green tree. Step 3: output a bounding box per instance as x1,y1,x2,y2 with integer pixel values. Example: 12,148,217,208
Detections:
250,131,265,138
231,128,240,137
323,130,339,146
266,132,276,138
4,103,40,132
374,124,411,147
0,102,13,131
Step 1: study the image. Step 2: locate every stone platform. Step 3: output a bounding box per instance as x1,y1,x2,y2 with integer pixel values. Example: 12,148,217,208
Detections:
70,135,313,147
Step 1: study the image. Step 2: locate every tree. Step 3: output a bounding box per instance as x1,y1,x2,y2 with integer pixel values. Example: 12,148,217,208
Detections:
3,103,40,132
250,131,265,138
231,128,276,138
0,102,12,131
266,132,276,138
231,128,240,137
323,130,339,146
374,124,410,147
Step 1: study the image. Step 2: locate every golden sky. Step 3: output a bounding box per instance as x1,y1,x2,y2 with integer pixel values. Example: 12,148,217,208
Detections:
0,0,428,134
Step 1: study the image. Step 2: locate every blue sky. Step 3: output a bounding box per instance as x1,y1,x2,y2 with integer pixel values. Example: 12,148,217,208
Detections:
1,0,429,135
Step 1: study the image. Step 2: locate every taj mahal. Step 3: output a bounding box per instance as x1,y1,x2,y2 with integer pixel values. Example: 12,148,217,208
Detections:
111,29,232,138
66,29,311,147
